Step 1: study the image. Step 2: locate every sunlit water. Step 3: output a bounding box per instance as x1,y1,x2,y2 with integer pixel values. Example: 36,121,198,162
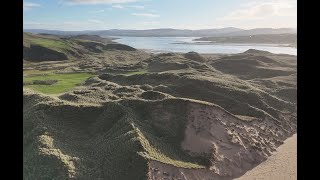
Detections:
111,36,297,55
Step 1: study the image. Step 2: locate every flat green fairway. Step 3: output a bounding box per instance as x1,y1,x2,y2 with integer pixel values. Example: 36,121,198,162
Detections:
23,73,94,94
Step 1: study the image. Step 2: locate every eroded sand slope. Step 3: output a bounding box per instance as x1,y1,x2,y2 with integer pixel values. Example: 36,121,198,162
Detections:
235,134,297,180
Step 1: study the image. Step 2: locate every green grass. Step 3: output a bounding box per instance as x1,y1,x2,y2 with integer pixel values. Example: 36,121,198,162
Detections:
31,38,72,52
24,33,73,53
23,73,94,94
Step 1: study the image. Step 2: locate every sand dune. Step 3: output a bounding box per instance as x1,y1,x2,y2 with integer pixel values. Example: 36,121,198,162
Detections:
23,33,297,179
235,134,297,180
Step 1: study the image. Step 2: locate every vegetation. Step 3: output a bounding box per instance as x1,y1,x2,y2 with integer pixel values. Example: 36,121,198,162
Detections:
23,98,205,180
23,32,296,179
99,70,294,120
123,70,148,76
23,69,55,76
24,33,73,53
23,72,94,94
23,32,137,62
29,38,72,52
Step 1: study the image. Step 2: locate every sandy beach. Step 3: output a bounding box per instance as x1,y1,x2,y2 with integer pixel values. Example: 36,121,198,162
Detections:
235,134,297,180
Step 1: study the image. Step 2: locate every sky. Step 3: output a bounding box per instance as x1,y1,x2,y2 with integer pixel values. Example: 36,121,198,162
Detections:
23,0,297,31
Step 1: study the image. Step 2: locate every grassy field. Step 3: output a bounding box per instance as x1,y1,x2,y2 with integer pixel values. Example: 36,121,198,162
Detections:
23,33,78,61
22,69,147,94
24,33,72,51
23,72,94,94
31,38,70,51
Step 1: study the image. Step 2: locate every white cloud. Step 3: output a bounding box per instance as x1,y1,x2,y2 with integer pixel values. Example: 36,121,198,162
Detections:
112,4,124,9
88,9,105,13
219,0,296,21
24,21,109,31
88,19,104,24
132,13,159,18
23,2,40,10
129,5,144,10
66,0,139,5
221,4,274,20
111,4,146,10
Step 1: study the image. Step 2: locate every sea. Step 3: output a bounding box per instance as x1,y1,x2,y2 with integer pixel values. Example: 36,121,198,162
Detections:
111,36,297,55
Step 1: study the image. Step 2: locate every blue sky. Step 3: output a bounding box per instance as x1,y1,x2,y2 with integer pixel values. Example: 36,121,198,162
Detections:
23,0,297,30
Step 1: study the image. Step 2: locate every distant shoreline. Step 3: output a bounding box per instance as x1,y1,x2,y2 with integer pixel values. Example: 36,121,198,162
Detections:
192,34,297,48
172,41,296,48
112,36,297,49
112,36,297,55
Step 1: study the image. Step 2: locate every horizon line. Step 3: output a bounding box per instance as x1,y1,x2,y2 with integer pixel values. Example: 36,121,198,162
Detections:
23,27,297,32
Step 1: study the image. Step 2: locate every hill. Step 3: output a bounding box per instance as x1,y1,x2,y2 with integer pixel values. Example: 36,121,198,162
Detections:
23,32,137,62
24,81,296,179
63,34,116,43
24,46,296,179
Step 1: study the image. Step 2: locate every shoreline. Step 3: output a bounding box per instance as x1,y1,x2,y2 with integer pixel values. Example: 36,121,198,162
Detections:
138,48,297,56
173,41,296,48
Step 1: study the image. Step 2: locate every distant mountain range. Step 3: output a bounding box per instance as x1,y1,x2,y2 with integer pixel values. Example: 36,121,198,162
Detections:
24,27,296,37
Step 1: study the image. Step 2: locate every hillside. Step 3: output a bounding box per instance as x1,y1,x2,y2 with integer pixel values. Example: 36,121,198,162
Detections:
23,32,137,62
62,34,116,43
23,34,296,179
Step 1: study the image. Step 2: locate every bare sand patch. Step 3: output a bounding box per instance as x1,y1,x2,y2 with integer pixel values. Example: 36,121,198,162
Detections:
235,134,297,180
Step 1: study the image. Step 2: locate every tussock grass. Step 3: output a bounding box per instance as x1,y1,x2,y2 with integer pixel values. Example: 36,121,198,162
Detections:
123,70,148,76
23,69,55,76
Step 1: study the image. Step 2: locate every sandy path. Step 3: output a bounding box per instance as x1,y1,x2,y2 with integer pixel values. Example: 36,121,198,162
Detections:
235,134,297,180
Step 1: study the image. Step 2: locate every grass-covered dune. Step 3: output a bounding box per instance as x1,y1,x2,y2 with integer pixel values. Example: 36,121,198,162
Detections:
23,88,296,179
23,90,204,179
98,71,294,121
23,33,81,61
210,50,297,80
23,32,136,62
23,30,296,179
